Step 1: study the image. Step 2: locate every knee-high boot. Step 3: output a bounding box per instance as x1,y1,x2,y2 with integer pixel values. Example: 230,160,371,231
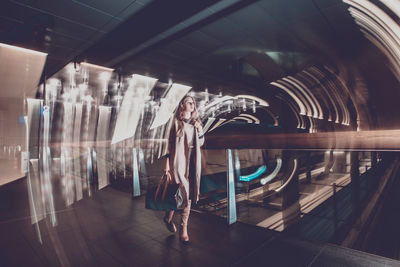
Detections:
180,200,191,242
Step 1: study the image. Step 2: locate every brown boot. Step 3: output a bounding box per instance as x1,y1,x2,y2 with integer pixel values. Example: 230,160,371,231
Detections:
180,200,191,243
163,210,176,233
180,223,189,243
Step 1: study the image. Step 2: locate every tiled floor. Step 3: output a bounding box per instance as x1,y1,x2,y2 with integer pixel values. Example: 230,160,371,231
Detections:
1,177,400,266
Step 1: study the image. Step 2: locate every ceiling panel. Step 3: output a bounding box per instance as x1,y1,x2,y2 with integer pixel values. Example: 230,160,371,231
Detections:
45,43,76,59
71,0,134,17
161,41,207,60
44,57,68,73
2,0,103,50
147,49,187,66
1,1,42,25
70,0,150,22
179,30,224,53
0,17,22,33
289,17,333,53
227,3,281,37
2,0,154,76
48,30,86,49
200,17,251,45
117,2,149,20
50,16,103,43
321,4,360,36
124,58,179,80
9,0,116,30
314,0,343,10
258,0,321,25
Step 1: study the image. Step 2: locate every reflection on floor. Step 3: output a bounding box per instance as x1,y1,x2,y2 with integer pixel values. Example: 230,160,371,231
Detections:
1,176,399,266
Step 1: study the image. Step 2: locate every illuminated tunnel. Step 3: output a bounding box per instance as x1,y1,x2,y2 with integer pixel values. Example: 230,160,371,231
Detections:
2,0,400,266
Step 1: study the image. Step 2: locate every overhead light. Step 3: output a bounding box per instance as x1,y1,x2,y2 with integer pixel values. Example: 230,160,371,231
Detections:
236,95,269,107
99,72,111,81
149,82,190,130
67,63,76,74
80,62,114,72
205,88,209,102
48,78,60,87
0,43,47,56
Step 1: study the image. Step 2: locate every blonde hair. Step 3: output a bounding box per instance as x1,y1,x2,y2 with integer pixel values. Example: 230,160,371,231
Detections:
175,96,202,125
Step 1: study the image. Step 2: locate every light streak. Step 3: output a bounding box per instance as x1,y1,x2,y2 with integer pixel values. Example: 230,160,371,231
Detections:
0,43,47,56
302,70,337,122
260,158,282,185
80,62,114,72
208,118,227,132
149,83,191,129
276,95,304,129
380,0,400,19
283,77,319,118
111,74,158,144
239,114,261,124
239,165,267,182
236,95,269,107
287,76,324,119
271,81,307,116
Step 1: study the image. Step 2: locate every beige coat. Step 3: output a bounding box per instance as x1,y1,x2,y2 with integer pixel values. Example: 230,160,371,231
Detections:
168,118,204,207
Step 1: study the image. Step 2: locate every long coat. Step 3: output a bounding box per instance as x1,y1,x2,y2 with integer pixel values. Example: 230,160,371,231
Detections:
168,118,204,207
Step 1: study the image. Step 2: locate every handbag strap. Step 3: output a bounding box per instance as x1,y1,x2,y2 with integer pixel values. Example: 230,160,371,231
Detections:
161,172,171,202
154,172,172,210
154,173,166,203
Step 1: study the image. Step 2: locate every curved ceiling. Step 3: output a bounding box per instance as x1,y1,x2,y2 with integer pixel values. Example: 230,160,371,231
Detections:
2,0,400,131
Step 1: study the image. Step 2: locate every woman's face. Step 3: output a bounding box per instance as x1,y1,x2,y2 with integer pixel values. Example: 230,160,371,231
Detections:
183,97,195,113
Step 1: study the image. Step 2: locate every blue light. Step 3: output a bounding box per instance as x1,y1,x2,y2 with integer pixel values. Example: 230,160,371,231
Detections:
18,116,25,124
239,165,267,182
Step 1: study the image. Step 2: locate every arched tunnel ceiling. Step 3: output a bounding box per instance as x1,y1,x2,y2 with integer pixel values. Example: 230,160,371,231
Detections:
104,0,364,82
1,0,400,130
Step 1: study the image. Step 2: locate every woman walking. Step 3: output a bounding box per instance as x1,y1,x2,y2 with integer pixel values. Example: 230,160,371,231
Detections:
163,95,204,243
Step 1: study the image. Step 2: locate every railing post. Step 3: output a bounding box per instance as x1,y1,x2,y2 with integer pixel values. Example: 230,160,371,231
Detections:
227,149,237,225
350,151,360,224
306,152,311,183
371,151,377,168
333,183,338,232
132,148,141,197
87,147,93,196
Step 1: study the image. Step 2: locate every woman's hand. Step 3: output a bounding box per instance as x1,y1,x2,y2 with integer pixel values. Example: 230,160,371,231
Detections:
164,157,170,175
194,121,202,130
164,169,172,183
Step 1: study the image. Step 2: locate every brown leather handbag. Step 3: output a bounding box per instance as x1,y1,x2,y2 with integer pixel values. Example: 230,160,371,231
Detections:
145,172,183,211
